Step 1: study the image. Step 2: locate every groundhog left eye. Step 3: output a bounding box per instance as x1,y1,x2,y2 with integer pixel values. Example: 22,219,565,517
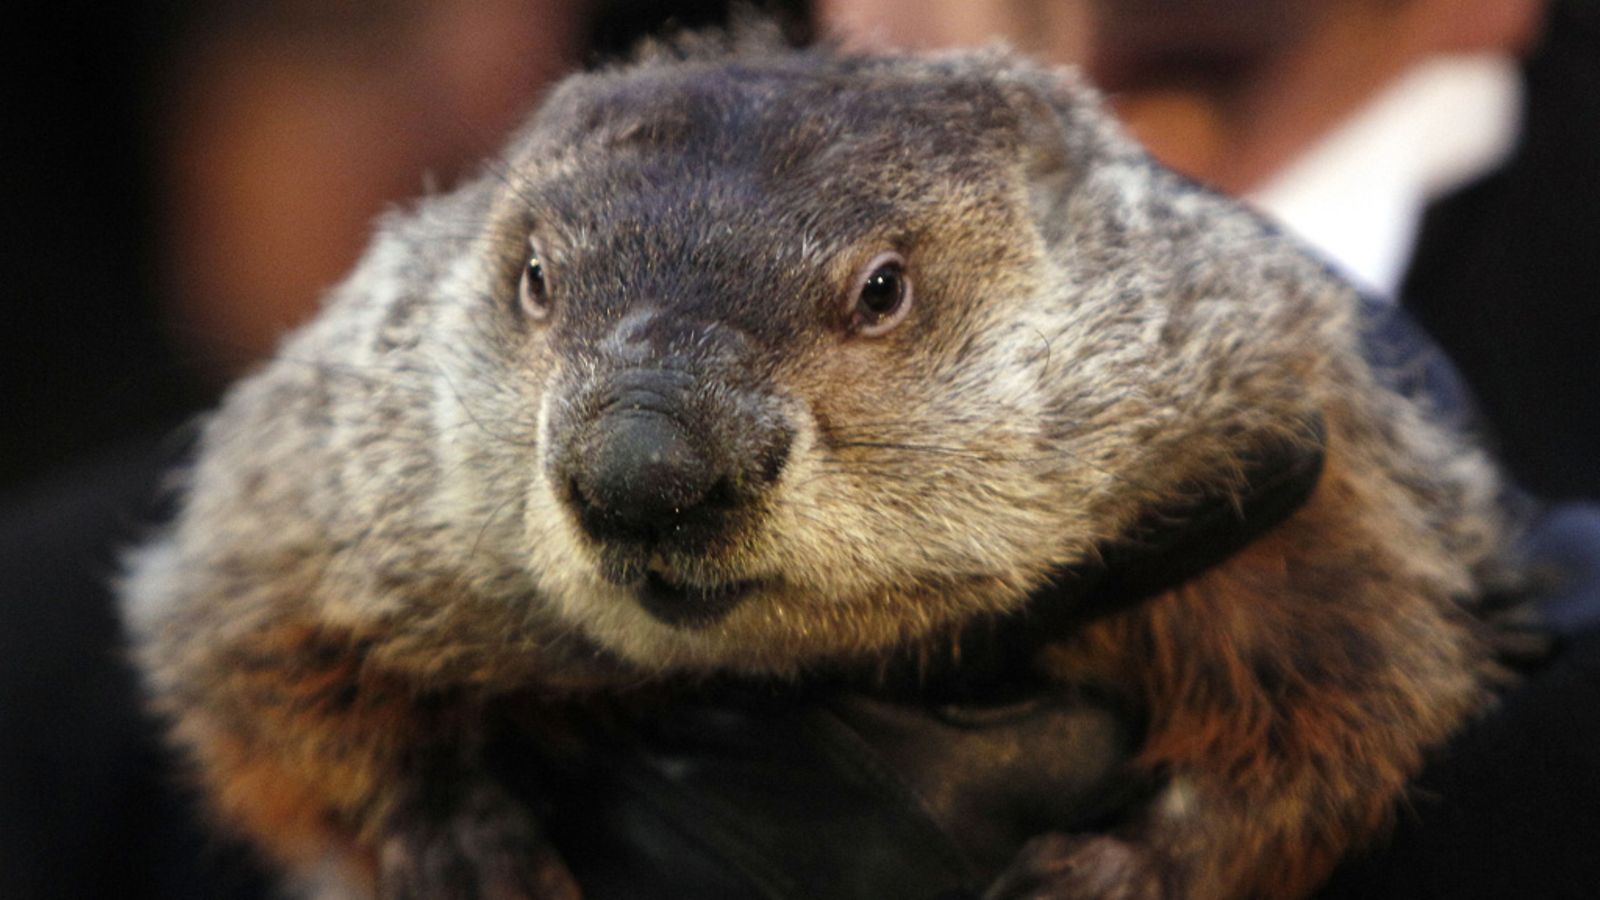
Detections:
850,251,912,336
518,242,551,321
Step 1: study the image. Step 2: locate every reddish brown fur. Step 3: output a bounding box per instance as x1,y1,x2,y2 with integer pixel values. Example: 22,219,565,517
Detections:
1045,425,1493,898
173,624,441,886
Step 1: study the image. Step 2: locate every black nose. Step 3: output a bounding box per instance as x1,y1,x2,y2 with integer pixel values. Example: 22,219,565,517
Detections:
570,412,725,542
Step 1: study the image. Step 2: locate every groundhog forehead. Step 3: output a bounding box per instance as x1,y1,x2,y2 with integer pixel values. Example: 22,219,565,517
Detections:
491,50,1054,359
529,52,1028,180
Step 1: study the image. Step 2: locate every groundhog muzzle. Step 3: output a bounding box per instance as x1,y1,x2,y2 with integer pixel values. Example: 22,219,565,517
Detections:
121,27,1514,900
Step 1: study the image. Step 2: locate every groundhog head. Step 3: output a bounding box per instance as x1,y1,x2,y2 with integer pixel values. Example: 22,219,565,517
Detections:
428,38,1343,675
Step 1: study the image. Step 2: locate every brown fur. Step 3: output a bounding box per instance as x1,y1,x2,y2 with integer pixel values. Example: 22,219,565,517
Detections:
1047,448,1492,897
123,28,1512,900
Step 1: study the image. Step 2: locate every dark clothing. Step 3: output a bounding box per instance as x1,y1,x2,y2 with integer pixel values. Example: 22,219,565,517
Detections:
0,435,270,900
1320,623,1600,899
1315,16,1600,890
1402,1,1600,502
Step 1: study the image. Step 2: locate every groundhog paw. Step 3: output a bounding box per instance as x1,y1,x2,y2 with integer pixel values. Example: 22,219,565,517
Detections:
377,782,580,900
983,834,1165,900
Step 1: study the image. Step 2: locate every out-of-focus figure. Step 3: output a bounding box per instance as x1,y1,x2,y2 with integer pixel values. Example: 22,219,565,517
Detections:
1083,0,1600,505
0,1,583,495
161,0,585,378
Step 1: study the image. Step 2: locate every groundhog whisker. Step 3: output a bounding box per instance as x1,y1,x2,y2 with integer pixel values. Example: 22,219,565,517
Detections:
814,440,1171,497
429,365,540,449
469,491,526,566
829,440,998,459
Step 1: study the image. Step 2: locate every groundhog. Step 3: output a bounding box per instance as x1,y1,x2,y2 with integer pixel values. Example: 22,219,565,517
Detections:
122,28,1514,900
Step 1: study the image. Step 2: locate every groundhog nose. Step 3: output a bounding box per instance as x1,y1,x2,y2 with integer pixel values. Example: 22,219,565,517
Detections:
572,413,723,540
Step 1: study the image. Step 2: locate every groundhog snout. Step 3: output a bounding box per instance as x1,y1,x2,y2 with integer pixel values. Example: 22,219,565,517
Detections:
555,369,791,555
570,410,730,541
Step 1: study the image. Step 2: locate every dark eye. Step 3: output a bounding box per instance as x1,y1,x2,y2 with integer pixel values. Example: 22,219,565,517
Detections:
518,242,551,320
850,251,912,336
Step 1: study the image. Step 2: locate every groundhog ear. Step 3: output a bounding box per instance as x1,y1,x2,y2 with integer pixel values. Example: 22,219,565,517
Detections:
994,65,1131,238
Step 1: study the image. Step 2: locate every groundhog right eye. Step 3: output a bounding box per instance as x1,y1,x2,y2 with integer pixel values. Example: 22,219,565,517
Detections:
849,251,912,336
518,246,551,320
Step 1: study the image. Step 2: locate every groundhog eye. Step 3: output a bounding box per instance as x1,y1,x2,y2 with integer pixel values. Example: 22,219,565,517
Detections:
518,244,551,321
851,252,911,336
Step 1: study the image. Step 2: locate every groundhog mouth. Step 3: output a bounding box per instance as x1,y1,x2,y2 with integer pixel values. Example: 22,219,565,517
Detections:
634,570,761,629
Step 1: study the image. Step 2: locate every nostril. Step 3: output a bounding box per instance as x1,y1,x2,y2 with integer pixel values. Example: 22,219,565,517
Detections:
569,473,644,542
755,427,793,487
701,477,737,512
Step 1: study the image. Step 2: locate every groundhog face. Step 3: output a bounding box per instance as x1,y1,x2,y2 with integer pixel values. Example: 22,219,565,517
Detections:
453,48,1333,674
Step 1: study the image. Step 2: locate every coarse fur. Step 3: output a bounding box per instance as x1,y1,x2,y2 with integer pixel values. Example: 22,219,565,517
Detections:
123,27,1511,900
